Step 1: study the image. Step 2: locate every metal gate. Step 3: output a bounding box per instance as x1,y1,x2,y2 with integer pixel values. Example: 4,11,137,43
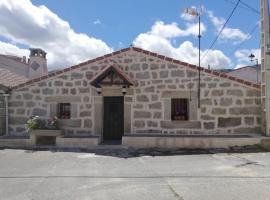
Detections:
0,96,6,136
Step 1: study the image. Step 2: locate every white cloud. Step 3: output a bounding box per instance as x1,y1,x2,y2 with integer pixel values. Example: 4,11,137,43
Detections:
208,11,250,42
93,19,101,25
0,1,250,71
0,0,112,69
202,48,231,69
150,21,184,38
148,21,206,38
208,11,223,27
234,48,261,68
0,41,29,57
133,21,231,69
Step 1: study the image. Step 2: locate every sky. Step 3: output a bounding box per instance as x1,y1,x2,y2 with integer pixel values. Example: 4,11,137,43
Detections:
0,0,261,70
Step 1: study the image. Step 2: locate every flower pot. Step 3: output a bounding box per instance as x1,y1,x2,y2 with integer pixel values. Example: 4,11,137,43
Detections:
30,129,63,146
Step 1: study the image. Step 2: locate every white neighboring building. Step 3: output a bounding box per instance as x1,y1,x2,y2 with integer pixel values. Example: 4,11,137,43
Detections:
226,65,261,84
0,48,48,87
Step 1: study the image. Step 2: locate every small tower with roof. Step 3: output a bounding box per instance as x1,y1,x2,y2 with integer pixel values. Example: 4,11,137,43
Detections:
28,48,48,79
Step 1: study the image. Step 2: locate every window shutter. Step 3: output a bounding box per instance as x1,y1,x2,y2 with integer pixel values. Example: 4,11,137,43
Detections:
70,104,78,118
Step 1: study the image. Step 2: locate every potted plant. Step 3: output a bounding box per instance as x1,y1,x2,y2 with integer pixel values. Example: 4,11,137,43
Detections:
26,116,62,146
26,116,42,132
46,117,59,130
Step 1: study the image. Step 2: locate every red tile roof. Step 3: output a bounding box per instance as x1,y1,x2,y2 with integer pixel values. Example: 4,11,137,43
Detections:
11,47,261,90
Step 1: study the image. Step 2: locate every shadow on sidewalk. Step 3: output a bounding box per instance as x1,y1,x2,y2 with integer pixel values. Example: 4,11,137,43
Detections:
0,144,266,158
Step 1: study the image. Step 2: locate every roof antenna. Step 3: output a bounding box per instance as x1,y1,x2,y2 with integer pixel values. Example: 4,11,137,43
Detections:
208,65,210,70
183,6,203,108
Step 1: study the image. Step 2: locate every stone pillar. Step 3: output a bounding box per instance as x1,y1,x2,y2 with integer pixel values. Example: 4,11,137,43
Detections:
261,0,270,136
94,96,103,137
124,103,131,134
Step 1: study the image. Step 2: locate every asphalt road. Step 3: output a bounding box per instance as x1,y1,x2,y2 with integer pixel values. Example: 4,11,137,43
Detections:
0,149,270,200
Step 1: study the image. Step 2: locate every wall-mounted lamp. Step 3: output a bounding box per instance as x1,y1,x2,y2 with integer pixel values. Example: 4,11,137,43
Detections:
96,87,102,95
248,53,259,84
248,53,255,62
122,85,127,95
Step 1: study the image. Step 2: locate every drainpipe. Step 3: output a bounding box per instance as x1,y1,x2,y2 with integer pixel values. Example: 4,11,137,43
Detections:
3,93,9,135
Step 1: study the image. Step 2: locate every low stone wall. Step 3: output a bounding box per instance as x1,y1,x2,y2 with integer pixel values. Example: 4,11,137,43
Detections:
122,135,263,149
56,137,99,148
0,137,99,149
0,138,31,148
0,135,268,149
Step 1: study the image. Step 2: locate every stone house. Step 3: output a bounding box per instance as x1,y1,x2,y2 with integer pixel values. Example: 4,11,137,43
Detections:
0,48,48,87
6,47,262,146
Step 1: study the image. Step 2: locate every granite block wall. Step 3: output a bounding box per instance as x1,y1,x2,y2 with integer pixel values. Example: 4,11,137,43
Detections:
8,48,262,136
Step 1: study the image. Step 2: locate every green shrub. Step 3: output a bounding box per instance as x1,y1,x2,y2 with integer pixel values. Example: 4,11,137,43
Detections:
26,116,41,132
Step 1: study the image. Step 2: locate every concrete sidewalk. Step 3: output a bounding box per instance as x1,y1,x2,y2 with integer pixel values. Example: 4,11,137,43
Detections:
0,149,270,200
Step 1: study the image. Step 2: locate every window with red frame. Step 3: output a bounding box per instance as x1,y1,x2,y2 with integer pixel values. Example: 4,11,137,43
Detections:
58,103,71,119
171,99,188,121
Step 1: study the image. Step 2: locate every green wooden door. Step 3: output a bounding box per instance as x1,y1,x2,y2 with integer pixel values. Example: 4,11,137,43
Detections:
103,96,124,141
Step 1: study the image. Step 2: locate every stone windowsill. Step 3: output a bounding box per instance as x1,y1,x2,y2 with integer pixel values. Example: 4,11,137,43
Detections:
161,120,201,129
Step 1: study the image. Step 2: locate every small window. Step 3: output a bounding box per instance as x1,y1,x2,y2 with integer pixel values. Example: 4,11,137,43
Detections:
171,98,188,121
58,103,71,119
